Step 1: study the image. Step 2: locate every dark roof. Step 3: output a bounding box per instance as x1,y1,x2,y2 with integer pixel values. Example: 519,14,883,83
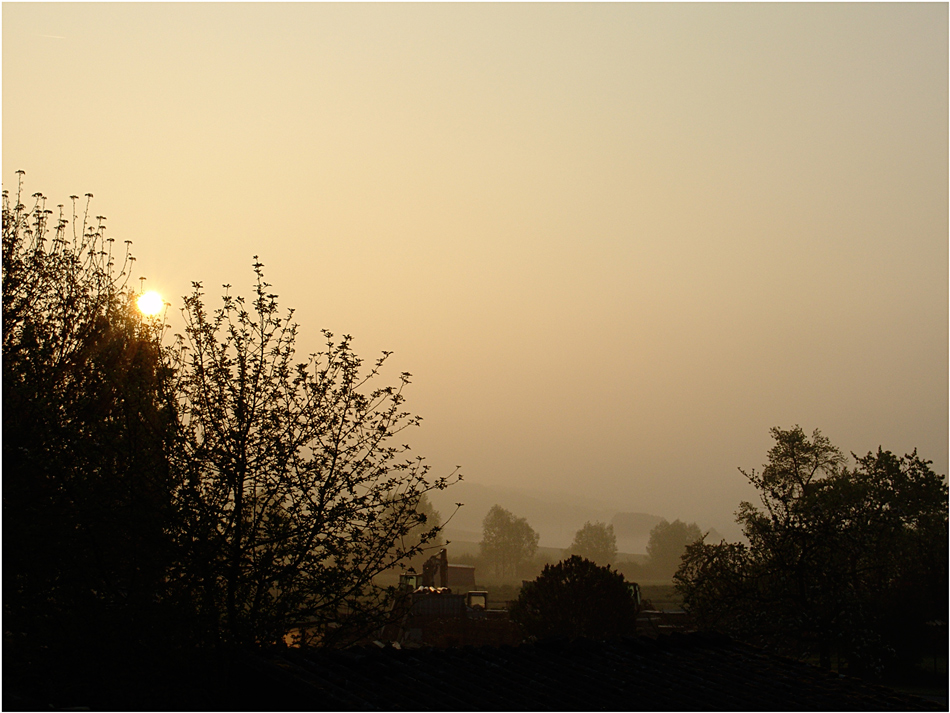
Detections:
409,592,468,619
237,633,941,711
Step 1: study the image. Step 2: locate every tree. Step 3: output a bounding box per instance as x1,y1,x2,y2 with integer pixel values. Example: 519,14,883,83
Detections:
673,539,756,636
479,505,539,580
3,175,462,708
646,518,703,579
675,426,949,675
391,492,444,571
166,261,459,647
510,556,638,640
3,175,180,663
566,521,617,566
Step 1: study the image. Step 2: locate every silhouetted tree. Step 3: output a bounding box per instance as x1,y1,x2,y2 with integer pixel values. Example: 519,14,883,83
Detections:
566,521,618,566
646,518,703,579
510,556,638,640
3,175,462,708
675,426,949,675
479,505,539,579
389,492,445,571
3,174,180,667
166,262,459,647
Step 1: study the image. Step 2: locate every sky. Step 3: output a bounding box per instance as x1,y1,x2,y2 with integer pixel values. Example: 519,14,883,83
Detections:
4,3,947,544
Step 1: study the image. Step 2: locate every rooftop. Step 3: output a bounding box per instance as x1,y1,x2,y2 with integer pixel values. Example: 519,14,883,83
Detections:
237,633,941,711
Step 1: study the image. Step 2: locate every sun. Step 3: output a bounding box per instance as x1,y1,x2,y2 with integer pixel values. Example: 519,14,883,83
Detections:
137,290,165,316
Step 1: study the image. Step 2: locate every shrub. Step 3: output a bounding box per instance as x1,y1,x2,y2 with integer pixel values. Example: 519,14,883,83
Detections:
510,555,638,640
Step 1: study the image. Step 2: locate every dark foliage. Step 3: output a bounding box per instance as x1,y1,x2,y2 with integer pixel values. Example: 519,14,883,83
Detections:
165,264,459,647
510,555,639,640
3,174,181,662
3,173,459,710
675,426,949,676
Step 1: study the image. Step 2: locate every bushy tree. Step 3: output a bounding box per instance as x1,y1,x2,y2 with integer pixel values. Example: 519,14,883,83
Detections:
166,262,458,647
479,505,539,579
3,173,460,661
673,539,755,633
646,518,703,579
3,174,180,661
675,426,949,675
566,521,617,566
510,556,638,640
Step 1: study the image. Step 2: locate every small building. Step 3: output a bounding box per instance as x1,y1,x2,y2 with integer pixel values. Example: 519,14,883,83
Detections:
420,549,478,591
446,564,476,589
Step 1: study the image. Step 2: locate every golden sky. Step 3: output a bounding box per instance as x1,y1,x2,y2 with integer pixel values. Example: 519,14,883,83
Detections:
4,3,947,542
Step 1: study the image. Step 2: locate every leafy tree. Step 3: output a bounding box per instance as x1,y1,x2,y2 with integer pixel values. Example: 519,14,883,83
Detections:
479,505,539,579
3,175,462,708
3,175,180,662
4,174,459,644
391,492,445,571
673,539,755,634
510,556,638,640
675,426,949,675
166,262,459,647
646,518,703,579
566,521,618,566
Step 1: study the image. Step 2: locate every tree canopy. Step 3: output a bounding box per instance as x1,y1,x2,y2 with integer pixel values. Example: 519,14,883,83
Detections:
166,263,459,646
510,556,638,640
389,493,444,570
479,505,539,580
566,521,618,566
646,518,703,579
3,175,459,660
3,176,181,669
675,426,948,675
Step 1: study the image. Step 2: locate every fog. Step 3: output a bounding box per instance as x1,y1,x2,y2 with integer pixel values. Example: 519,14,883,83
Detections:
4,3,946,544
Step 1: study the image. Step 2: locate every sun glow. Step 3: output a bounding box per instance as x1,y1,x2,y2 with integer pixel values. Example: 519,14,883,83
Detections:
137,290,164,316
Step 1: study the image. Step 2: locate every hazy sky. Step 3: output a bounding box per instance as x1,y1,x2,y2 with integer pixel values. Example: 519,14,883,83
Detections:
4,3,947,542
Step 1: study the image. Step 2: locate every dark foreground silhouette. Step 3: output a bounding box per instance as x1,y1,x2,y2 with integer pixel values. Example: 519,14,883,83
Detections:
5,634,944,711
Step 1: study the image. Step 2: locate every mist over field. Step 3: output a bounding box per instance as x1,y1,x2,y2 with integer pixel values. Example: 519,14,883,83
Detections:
4,2,946,546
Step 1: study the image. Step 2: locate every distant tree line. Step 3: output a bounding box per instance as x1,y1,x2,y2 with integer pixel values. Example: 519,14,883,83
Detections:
465,505,705,586
3,174,458,698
